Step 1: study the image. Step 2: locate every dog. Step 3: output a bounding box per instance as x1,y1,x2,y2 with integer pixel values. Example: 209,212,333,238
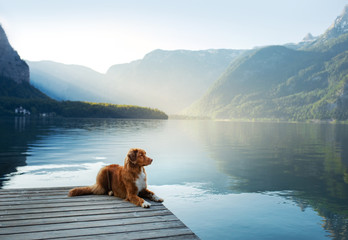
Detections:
68,148,163,208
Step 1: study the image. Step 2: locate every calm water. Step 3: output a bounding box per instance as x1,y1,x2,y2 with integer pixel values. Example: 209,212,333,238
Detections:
1,117,348,239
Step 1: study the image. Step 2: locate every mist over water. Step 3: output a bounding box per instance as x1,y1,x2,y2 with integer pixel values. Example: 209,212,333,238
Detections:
1,117,348,239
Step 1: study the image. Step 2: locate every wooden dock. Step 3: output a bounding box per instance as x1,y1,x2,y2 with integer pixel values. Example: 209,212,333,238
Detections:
0,187,199,240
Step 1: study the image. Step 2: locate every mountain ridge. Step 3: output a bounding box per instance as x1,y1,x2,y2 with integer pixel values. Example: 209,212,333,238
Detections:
14,4,348,120
183,5,348,121
0,26,168,119
28,60,112,102
0,24,29,84
30,48,245,113
105,48,245,113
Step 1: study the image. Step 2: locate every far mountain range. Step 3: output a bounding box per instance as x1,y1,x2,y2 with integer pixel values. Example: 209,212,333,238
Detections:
29,49,245,114
26,5,348,120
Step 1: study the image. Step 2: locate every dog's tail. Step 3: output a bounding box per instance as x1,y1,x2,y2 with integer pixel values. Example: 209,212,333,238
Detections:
68,184,106,197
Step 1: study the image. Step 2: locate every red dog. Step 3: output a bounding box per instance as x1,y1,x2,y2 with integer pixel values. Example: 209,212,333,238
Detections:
68,148,163,208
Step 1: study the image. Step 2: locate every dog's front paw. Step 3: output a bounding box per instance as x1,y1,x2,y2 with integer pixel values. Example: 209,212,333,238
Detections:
141,200,151,208
108,191,113,196
151,195,164,202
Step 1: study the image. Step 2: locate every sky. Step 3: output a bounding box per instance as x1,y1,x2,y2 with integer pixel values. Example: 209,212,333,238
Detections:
0,0,347,73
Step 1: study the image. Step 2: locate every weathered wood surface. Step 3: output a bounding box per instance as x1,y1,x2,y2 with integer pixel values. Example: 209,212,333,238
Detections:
0,187,199,240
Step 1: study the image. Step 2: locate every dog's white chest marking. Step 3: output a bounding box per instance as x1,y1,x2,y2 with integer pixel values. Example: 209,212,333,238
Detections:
136,169,147,193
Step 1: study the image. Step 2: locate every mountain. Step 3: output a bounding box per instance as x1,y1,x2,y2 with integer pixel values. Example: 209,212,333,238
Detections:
317,5,348,42
0,25,47,99
183,46,322,118
302,33,317,42
184,5,348,121
0,25,29,84
28,61,114,102
106,49,245,113
285,33,319,50
29,49,244,113
0,25,167,119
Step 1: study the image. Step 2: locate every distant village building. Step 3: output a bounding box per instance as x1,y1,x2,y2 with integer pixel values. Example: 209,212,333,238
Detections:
15,106,31,115
39,112,56,118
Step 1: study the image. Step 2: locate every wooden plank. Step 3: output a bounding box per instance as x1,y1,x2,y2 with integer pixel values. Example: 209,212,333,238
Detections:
0,195,68,202
0,194,112,203
0,209,172,227
0,187,199,240
0,199,127,210
0,221,186,239
0,188,71,195
0,205,167,221
0,204,167,221
65,228,198,240
0,186,72,193
149,234,200,240
0,197,160,211
0,197,162,215
0,215,179,235
0,202,132,215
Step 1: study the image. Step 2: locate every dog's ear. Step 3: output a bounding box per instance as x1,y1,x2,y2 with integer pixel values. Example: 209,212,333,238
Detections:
127,149,138,163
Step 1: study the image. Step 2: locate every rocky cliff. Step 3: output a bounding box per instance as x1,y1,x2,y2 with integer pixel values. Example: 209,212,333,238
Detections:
325,5,348,39
0,24,29,83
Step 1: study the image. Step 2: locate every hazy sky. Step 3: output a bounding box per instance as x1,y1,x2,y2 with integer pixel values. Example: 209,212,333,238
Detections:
0,0,347,73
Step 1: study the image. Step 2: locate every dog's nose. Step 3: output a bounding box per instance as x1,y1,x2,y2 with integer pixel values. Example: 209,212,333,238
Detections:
149,158,153,163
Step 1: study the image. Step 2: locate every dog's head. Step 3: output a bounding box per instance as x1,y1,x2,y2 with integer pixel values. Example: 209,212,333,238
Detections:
126,148,153,167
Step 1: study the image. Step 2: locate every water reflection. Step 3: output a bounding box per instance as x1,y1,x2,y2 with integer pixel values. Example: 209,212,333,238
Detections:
1,118,348,239
0,118,170,187
0,117,37,188
151,184,329,240
4,162,105,188
183,121,348,239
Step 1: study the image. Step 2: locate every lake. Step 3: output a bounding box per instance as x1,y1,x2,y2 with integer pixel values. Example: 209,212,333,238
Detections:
1,117,348,239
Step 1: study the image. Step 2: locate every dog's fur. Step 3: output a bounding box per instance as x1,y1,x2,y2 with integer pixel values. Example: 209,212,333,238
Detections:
68,148,163,208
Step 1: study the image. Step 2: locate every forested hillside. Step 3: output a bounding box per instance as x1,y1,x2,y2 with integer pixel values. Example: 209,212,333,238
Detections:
183,9,348,121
